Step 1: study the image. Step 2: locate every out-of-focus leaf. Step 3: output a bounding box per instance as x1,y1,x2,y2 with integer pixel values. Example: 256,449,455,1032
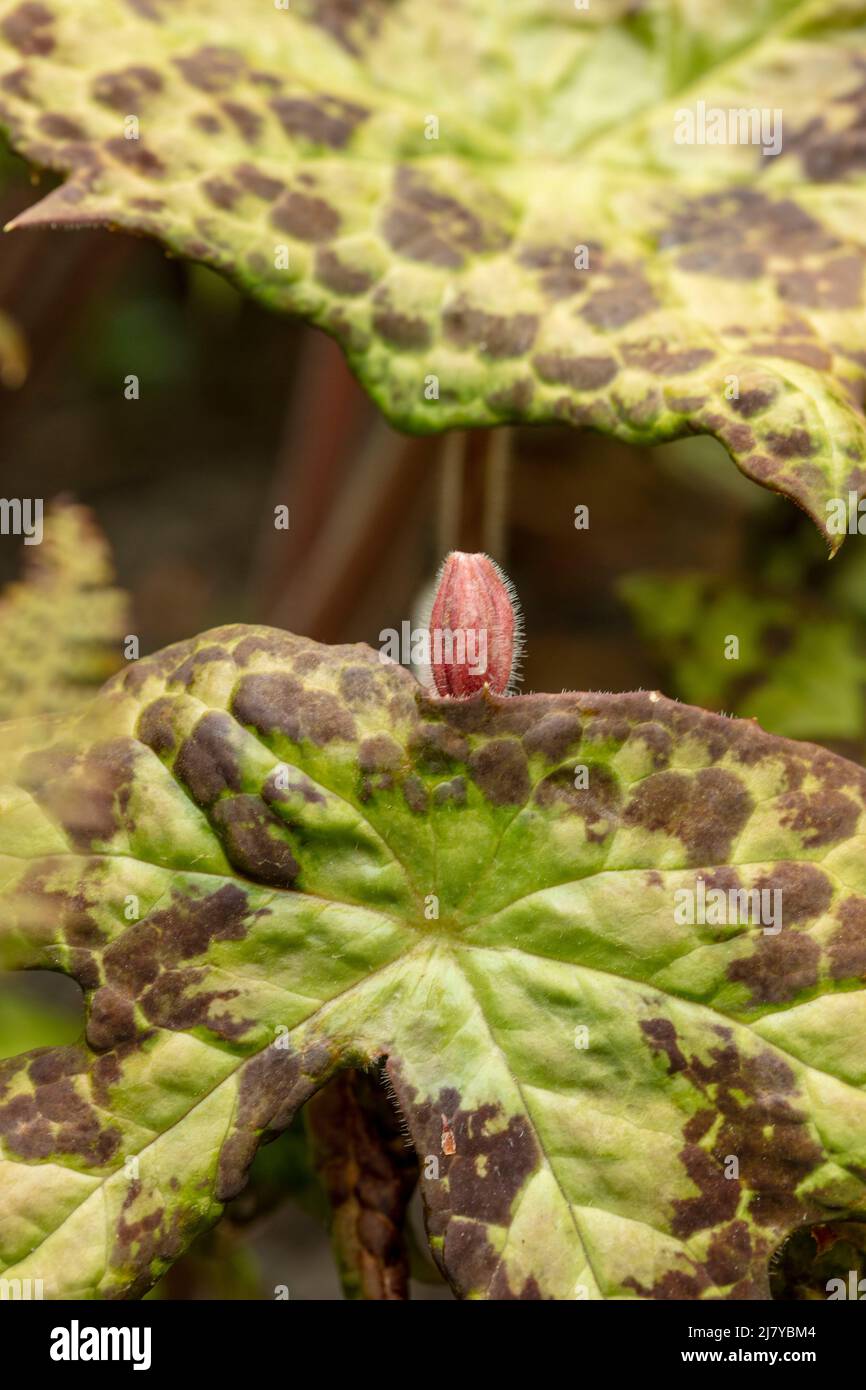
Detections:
0,985,79,1059
0,500,128,718
1,2,866,539
620,571,866,751
770,1220,866,1300
146,1225,263,1301
0,306,26,388
1,625,866,1299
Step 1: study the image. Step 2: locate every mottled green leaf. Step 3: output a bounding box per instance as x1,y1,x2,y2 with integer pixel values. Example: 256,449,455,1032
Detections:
2,626,866,1299
0,3,865,539
0,500,128,719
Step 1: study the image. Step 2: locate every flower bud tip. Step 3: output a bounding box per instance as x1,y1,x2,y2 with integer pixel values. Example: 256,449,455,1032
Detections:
422,550,523,698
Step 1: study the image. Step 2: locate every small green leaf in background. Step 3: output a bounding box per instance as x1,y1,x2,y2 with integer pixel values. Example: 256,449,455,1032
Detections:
1,625,865,1299
620,568,866,754
0,2,865,538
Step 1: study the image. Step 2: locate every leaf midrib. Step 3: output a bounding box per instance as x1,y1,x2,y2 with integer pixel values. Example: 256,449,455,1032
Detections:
457,938,866,1098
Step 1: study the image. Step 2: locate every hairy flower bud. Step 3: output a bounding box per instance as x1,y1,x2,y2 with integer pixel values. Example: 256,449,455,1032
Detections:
426,551,522,698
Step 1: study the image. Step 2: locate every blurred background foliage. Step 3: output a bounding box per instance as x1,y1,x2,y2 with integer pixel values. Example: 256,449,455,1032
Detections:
0,134,863,1299
0,500,127,717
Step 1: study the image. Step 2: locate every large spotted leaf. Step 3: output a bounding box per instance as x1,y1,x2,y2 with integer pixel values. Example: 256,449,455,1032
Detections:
1,627,866,1300
0,2,865,541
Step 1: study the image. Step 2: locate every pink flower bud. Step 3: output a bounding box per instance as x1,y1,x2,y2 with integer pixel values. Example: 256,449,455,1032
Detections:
426,551,522,698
